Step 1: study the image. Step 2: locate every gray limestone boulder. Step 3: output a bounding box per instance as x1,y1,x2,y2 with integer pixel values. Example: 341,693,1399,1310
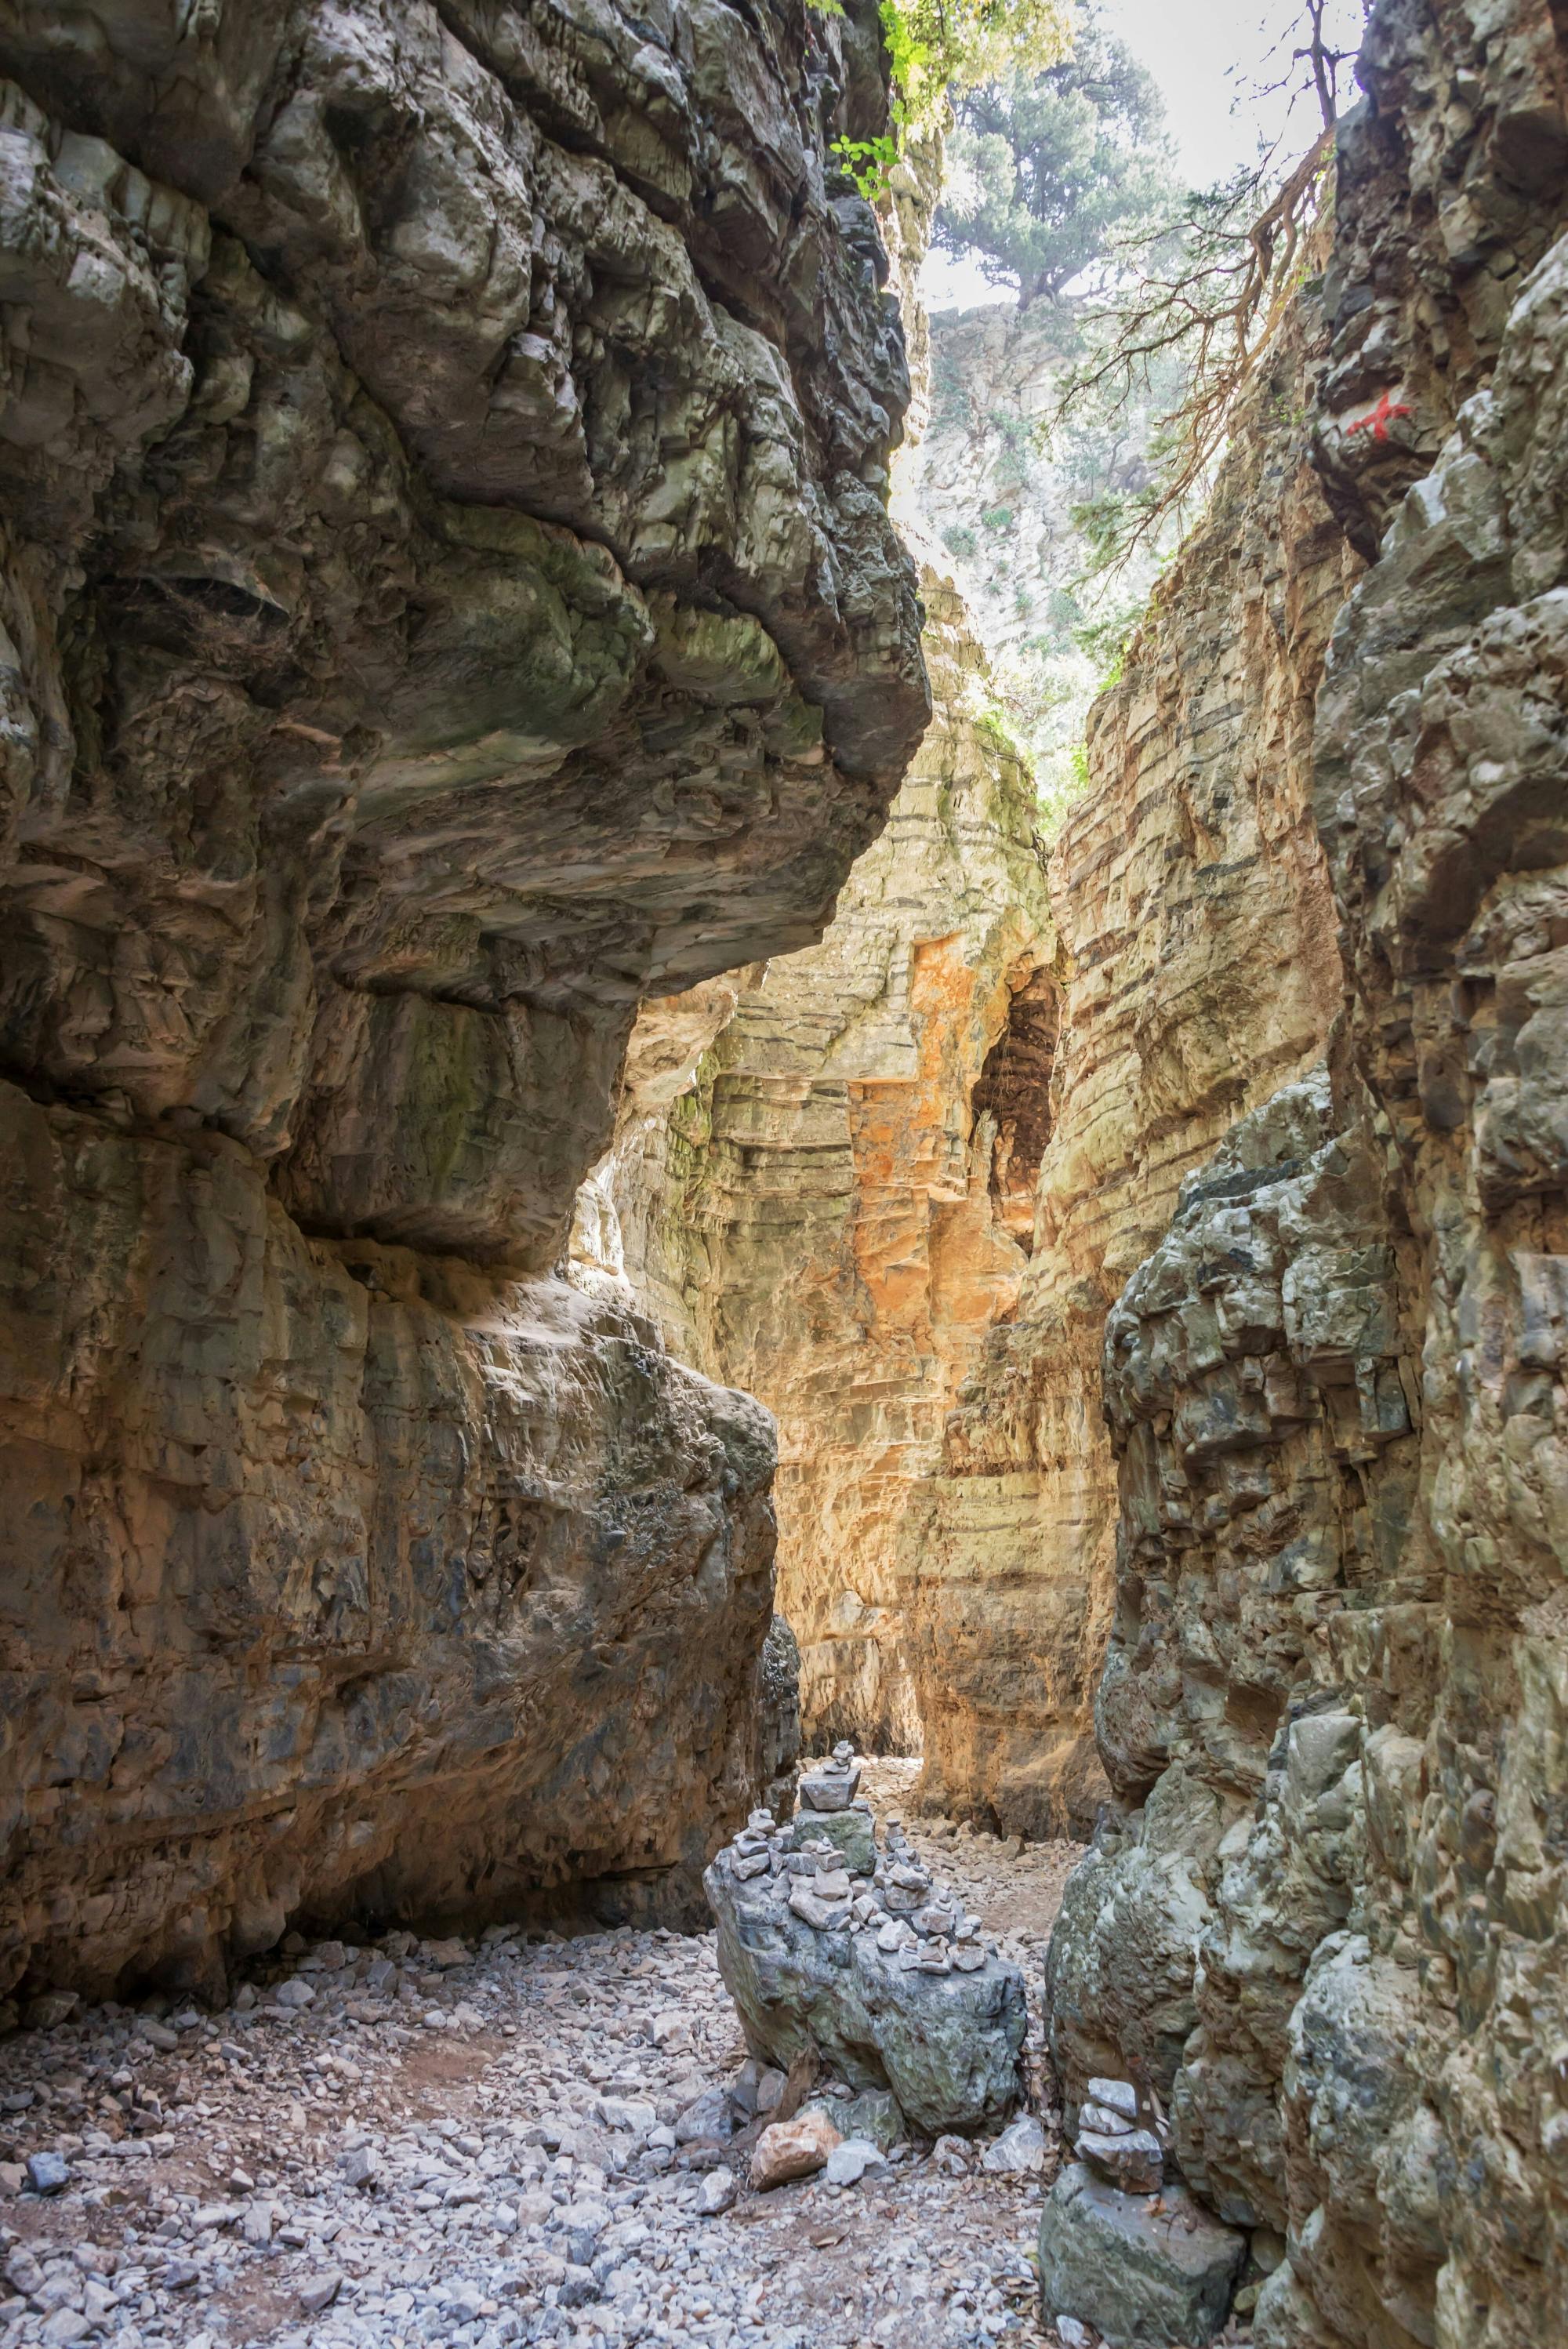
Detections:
1039,2166,1246,2348
706,1811,1025,2138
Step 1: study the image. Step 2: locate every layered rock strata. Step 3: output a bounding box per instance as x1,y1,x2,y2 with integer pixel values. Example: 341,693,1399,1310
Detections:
597,241,1350,1832
923,264,1354,1839
587,575,1054,1751
1049,7,1568,2347
0,0,926,2000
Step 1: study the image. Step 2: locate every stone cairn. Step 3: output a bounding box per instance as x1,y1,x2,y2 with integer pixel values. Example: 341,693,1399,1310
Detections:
768,1745,993,1968
1038,2074,1247,2349
705,1746,1028,2143
1070,2075,1165,2194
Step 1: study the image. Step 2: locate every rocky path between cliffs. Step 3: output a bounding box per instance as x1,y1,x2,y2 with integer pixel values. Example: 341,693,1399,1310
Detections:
1,1765,1086,2349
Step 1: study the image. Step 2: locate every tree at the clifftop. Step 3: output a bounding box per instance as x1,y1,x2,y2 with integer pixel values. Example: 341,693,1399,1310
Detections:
882,0,1073,122
1051,0,1358,565
935,20,1174,307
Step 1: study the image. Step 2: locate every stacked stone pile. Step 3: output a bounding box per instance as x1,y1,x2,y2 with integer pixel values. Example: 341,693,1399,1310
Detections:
1036,2073,1246,2349
705,1749,1028,2141
1069,2079,1165,2198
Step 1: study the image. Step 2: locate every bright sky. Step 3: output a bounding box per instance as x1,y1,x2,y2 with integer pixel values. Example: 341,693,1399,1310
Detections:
921,0,1367,310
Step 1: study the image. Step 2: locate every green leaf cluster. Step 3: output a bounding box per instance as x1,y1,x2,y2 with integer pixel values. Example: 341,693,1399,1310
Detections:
879,0,1073,134
832,132,900,199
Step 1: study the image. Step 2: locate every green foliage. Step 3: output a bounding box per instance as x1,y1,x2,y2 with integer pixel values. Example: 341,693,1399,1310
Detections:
981,504,1014,532
935,16,1177,306
1033,737,1093,836
879,0,1073,135
1040,0,1359,569
928,337,971,431
832,132,899,199
991,445,1027,493
975,703,1024,760
942,524,979,560
1070,612,1129,686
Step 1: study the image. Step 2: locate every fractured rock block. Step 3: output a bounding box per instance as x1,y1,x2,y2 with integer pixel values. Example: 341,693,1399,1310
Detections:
1076,2127,1164,2195
749,2110,840,2190
1038,2165,1246,2348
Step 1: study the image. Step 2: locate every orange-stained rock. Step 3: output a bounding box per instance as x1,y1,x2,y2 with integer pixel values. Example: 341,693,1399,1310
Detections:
916,265,1356,1835
594,281,1352,1839
580,577,1055,1755
750,2110,841,2189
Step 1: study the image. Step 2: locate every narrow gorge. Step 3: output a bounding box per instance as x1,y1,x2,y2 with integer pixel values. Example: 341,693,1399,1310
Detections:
0,5,1566,2349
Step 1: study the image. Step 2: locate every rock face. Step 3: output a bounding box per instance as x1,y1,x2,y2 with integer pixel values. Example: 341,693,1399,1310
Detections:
1046,1069,1410,2200
0,0,926,2000
596,227,1349,1836
588,575,1054,1752
1047,7,1568,2347
922,263,1354,1839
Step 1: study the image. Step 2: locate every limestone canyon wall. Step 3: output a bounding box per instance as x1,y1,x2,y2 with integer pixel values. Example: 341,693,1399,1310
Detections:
1049,5,1568,2346
923,265,1355,1840
585,575,1054,1755
595,204,1354,1848
0,0,928,2003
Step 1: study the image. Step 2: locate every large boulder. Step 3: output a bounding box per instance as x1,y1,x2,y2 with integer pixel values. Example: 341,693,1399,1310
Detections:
705,1778,1025,2138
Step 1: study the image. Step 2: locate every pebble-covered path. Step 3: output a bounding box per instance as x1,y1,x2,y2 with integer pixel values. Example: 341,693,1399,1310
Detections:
0,1764,1084,2349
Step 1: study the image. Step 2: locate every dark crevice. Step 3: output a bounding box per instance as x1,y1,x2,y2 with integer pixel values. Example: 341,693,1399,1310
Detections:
971,966,1059,1251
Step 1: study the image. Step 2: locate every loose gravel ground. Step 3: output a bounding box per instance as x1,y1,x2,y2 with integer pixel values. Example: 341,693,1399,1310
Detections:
0,1766,1085,2349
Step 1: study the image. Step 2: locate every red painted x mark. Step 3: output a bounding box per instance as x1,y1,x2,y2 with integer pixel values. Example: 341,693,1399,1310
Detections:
1346,389,1413,442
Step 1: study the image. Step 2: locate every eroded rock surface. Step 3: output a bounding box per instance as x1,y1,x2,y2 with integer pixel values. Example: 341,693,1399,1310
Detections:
596,231,1351,1840
0,0,925,2001
586,575,1054,1753
2,1070,781,1999
923,264,1353,1839
1048,8,1568,2346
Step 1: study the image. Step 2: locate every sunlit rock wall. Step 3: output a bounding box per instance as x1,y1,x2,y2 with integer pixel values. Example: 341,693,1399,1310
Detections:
924,271,1354,1839
0,0,926,2002
1050,5,1568,2345
585,575,1054,1752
